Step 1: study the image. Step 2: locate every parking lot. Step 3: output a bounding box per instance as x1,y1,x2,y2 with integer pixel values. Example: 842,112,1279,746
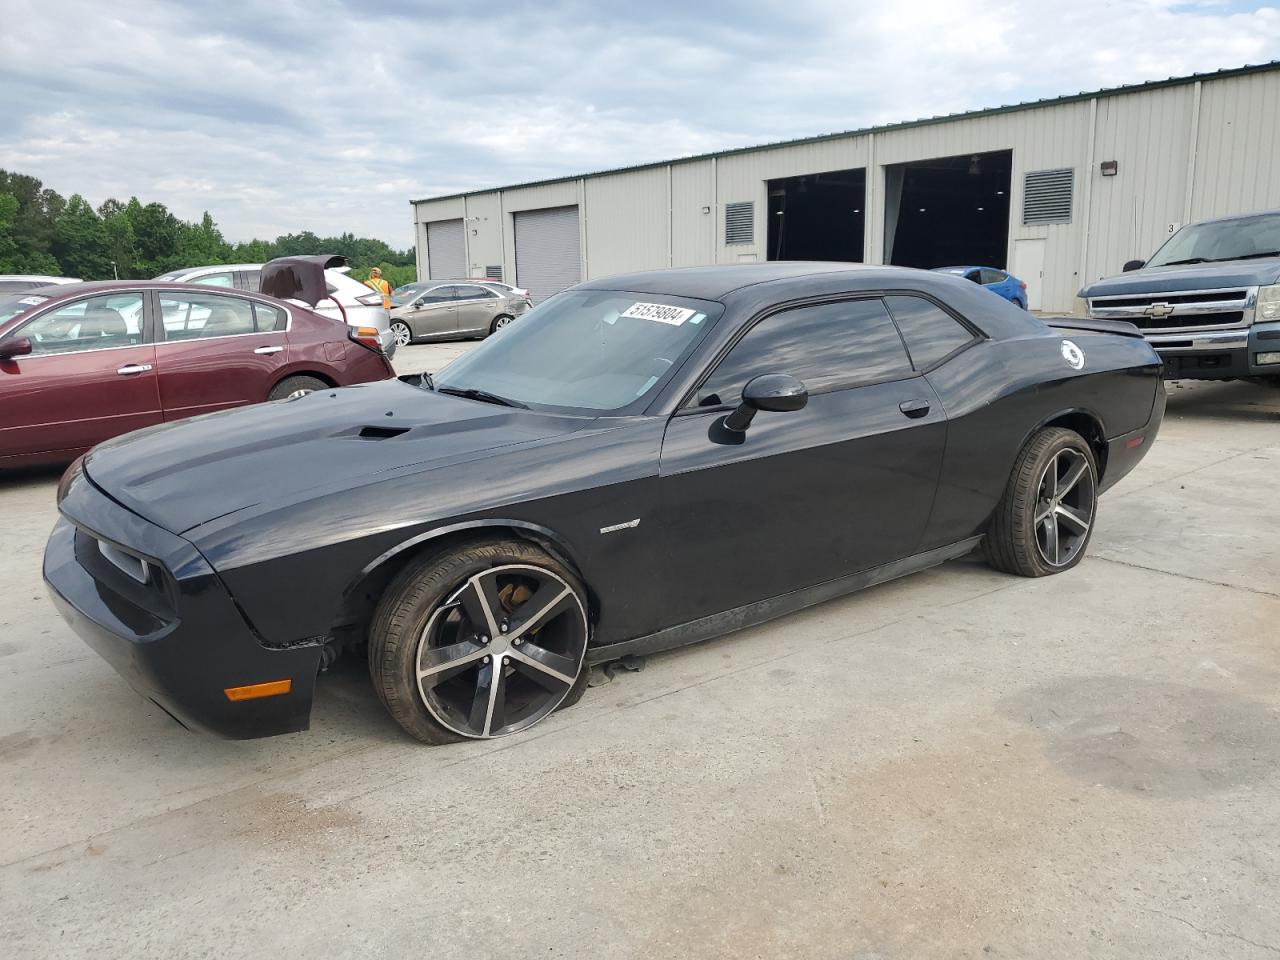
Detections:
1,354,1278,958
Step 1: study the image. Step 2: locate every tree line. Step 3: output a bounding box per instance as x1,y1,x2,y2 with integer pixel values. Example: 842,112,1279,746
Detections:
0,169,418,289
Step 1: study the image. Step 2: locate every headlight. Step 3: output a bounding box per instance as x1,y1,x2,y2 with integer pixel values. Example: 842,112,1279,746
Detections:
1258,284,1280,323
56,454,85,506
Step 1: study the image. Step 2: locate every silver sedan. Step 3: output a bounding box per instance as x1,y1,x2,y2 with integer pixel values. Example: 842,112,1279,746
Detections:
388,282,532,346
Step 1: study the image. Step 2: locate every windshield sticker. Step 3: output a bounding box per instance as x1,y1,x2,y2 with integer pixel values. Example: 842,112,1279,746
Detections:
621,302,696,325
18,296,48,306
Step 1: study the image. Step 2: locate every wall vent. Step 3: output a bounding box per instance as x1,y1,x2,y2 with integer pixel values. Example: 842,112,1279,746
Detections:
724,201,755,244
485,265,503,280
1022,168,1073,225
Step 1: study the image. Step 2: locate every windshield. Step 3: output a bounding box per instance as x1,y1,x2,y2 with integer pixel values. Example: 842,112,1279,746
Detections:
1148,212,1280,266
434,289,721,414
390,284,428,306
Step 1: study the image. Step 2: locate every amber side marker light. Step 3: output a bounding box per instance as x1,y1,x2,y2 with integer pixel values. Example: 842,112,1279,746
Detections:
1125,436,1145,449
224,679,293,701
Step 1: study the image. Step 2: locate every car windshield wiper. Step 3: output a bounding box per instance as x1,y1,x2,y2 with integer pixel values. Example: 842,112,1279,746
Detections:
435,385,528,409
419,371,435,391
1221,250,1280,261
1157,257,1211,266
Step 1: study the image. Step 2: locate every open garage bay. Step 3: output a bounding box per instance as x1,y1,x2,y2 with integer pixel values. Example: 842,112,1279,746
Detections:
1,372,1278,960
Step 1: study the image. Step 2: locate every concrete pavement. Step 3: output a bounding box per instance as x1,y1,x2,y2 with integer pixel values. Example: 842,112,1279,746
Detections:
1,376,1277,959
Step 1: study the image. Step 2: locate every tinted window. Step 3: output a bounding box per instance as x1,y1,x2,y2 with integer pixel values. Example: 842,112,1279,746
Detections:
20,294,145,354
193,272,235,288
884,296,975,370
159,294,258,340
456,285,495,299
417,286,455,304
253,302,287,332
242,269,262,291
697,299,912,407
980,269,1007,284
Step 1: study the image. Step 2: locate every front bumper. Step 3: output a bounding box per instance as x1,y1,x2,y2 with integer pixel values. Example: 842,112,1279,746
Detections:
43,471,322,739
1144,322,1280,380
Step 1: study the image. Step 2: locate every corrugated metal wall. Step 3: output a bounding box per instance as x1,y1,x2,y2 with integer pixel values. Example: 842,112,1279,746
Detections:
412,66,1280,314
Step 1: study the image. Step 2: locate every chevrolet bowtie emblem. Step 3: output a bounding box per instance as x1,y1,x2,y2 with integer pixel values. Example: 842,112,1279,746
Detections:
1144,302,1175,319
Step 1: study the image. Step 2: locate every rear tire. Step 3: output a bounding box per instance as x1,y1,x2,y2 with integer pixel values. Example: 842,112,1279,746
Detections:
983,427,1098,577
268,375,329,401
490,314,514,335
368,538,590,744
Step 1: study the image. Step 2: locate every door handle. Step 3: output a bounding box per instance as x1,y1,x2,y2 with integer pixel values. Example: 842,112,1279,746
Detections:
254,345,284,355
899,398,931,419
116,364,153,376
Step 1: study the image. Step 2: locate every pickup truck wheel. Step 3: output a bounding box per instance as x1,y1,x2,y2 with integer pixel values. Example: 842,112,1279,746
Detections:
369,539,590,744
984,427,1098,577
268,375,329,401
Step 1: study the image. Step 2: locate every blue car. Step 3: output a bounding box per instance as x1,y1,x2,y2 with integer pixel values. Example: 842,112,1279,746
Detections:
932,266,1028,309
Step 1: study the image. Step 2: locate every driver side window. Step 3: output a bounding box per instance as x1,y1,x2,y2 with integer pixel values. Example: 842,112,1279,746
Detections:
418,286,456,305
20,294,145,354
694,299,912,407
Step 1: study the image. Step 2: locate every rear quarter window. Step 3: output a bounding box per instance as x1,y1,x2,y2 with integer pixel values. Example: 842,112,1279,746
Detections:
884,295,977,371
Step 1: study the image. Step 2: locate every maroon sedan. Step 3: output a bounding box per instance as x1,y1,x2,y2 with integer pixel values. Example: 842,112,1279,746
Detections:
0,281,395,469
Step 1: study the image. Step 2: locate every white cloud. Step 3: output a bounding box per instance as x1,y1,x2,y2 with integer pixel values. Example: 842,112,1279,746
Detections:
0,0,1276,248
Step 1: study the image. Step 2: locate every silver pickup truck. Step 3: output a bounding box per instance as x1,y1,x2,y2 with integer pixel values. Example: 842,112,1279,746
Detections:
1079,209,1280,383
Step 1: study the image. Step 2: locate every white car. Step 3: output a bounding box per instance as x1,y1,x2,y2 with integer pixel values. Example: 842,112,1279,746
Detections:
155,263,396,357
0,275,81,293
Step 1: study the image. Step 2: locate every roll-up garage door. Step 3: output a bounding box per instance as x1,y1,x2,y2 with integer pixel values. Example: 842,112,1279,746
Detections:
426,219,465,280
514,206,581,303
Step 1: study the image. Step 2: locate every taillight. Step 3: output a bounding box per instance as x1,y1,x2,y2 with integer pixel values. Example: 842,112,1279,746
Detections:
350,326,384,352
1019,281,1027,289
356,292,383,306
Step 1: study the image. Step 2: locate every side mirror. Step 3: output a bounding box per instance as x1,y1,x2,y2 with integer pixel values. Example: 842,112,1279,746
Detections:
414,298,427,308
723,374,808,433
0,337,33,361
1122,259,1146,272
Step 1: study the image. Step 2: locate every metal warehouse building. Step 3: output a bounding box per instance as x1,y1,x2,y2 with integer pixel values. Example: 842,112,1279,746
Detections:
412,62,1280,314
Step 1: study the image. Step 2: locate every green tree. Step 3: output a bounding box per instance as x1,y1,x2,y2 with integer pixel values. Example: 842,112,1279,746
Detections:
52,194,113,279
127,200,181,275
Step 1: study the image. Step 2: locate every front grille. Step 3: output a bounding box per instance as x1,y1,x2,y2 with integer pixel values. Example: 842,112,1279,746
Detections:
1128,311,1245,330
1099,290,1247,308
1088,285,1255,333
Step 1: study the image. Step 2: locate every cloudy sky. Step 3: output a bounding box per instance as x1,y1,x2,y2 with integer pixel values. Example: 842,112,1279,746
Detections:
1,0,1277,248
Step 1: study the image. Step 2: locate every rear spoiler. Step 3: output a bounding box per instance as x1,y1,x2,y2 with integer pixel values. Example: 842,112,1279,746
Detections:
1042,316,1144,339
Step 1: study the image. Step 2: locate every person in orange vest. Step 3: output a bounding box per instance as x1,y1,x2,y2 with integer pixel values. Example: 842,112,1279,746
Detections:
364,267,391,309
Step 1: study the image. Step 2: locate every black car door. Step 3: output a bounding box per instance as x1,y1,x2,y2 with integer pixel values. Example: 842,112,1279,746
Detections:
657,297,947,627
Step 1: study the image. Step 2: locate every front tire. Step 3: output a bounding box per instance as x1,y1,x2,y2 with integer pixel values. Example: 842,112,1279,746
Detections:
368,539,590,744
983,427,1098,577
268,375,329,401
391,320,413,347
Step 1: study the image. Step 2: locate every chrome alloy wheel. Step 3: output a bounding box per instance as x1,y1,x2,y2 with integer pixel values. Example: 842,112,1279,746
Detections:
493,315,512,329
1034,447,1096,567
287,388,315,399
414,564,588,739
391,321,412,347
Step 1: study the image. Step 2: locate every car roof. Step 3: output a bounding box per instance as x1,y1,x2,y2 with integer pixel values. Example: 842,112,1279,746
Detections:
161,264,262,275
577,262,910,299
0,274,79,283
15,279,288,302
932,265,989,273
1186,208,1280,227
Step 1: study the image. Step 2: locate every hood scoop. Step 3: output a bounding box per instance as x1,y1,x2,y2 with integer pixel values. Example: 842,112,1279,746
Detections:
357,425,411,440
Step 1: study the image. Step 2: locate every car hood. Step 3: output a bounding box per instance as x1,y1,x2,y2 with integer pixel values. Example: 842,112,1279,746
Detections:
1079,258,1280,298
83,380,587,535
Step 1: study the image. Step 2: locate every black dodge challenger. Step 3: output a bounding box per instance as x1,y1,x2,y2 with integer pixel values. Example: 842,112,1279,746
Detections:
44,264,1165,744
